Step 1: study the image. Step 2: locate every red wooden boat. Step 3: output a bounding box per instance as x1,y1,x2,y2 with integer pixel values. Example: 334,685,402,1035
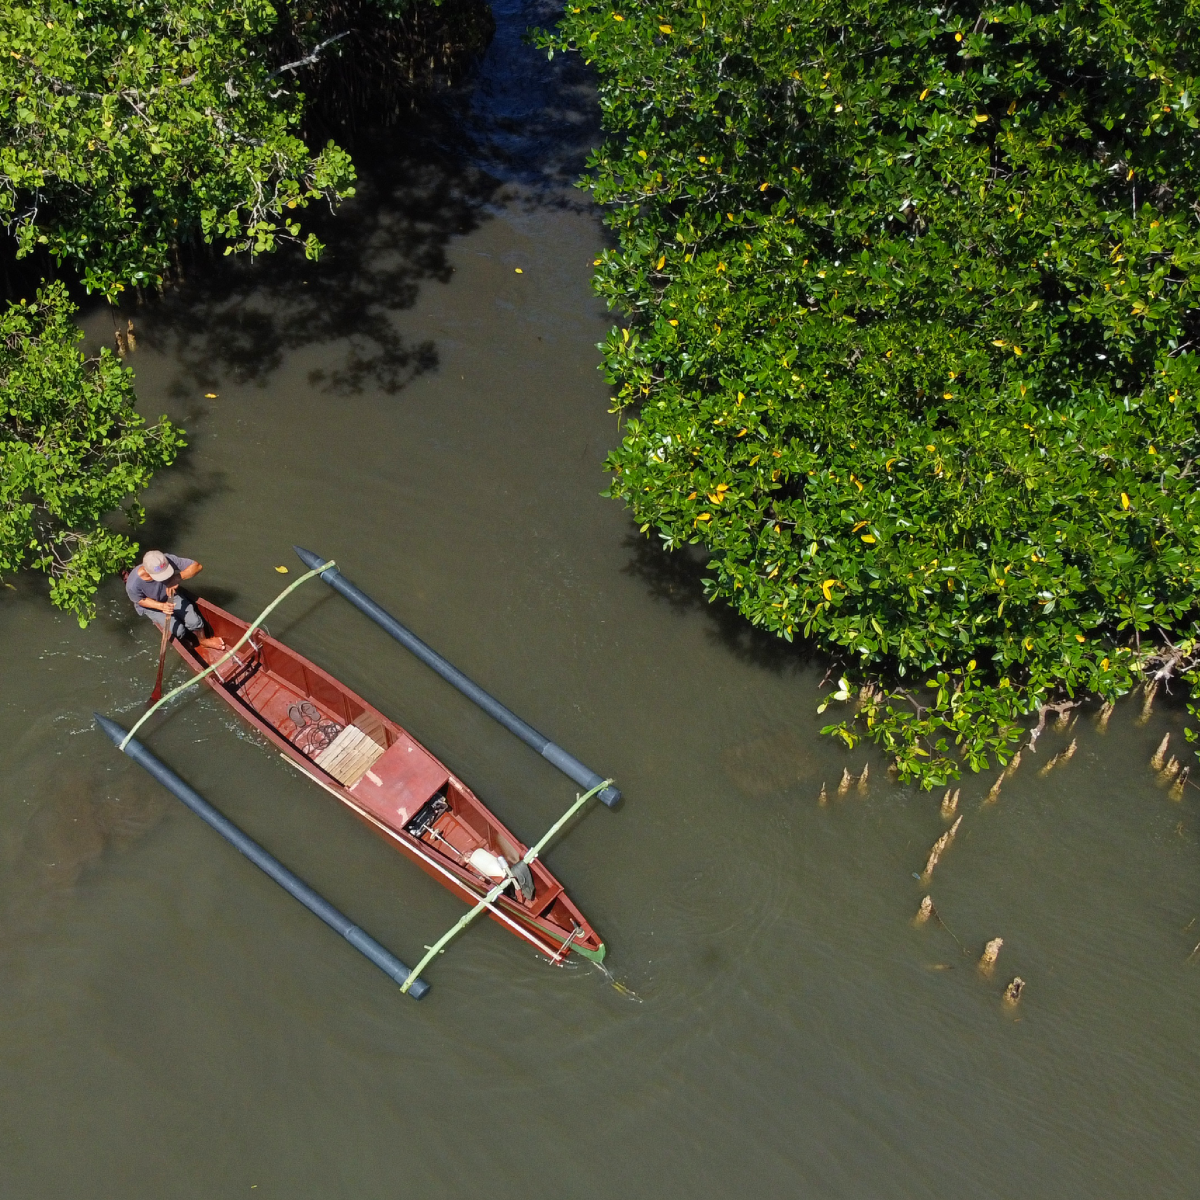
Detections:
170,599,605,965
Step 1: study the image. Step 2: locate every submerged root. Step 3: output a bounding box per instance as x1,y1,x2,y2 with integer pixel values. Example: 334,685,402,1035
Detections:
857,763,869,793
1063,738,1077,762
1002,750,1023,781
837,768,852,796
818,782,828,806
1170,767,1189,802
1038,751,1061,778
126,319,137,352
1137,681,1159,726
1151,733,1170,772
1003,977,1025,1005
985,776,1003,804
921,815,962,882
940,788,959,820
1160,756,1182,786
914,895,933,925
978,937,1004,976
1097,701,1114,732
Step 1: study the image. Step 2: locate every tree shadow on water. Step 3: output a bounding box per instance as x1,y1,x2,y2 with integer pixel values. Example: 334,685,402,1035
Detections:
621,527,824,678
132,122,503,397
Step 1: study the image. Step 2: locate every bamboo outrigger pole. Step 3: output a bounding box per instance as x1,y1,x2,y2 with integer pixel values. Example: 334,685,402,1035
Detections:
96,714,430,1000
293,546,621,808
400,778,614,993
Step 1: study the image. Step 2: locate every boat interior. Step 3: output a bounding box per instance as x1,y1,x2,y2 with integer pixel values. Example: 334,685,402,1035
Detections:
183,605,592,934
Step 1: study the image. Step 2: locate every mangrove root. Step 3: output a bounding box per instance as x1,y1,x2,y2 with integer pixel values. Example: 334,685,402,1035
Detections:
1097,701,1114,731
126,319,137,352
1151,733,1170,772
985,776,1003,804
1038,751,1061,778
857,763,869,793
922,815,963,881
1137,681,1159,726
818,782,828,806
1002,749,1023,781
837,768,852,797
1003,977,1025,1005
978,937,1003,975
940,788,960,820
914,895,933,925
1170,767,1189,802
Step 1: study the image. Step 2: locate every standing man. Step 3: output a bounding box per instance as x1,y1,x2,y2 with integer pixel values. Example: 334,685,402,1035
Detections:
126,550,225,650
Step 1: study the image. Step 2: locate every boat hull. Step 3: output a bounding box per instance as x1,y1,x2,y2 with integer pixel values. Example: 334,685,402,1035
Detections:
169,600,604,965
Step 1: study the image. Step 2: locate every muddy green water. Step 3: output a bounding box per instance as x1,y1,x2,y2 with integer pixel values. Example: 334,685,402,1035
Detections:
3,5,1199,1196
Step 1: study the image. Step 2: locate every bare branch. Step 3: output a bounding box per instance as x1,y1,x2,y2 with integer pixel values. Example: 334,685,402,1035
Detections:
269,32,351,79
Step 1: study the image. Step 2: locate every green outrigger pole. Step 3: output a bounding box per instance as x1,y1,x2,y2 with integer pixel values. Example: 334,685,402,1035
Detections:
401,778,615,994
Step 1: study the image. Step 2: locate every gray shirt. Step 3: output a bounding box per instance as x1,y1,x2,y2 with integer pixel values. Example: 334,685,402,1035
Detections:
125,554,195,610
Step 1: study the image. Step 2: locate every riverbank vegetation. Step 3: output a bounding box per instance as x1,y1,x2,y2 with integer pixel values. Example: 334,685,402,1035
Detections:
1,0,487,623
546,0,1200,784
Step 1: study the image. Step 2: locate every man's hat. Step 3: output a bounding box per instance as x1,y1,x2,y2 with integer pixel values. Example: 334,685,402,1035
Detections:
142,550,176,582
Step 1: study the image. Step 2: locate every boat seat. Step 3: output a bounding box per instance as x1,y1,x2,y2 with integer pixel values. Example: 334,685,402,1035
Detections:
315,723,386,786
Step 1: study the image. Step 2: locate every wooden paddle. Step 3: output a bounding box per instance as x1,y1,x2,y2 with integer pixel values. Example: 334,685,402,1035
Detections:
148,607,172,704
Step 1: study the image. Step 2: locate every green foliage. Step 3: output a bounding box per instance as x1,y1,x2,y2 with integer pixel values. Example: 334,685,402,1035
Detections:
0,283,184,624
0,0,356,298
545,0,1200,784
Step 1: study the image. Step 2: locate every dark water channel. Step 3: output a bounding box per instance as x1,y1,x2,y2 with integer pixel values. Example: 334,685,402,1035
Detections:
3,4,1200,1195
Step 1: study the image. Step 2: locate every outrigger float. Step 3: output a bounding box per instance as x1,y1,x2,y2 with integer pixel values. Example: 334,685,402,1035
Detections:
97,552,619,999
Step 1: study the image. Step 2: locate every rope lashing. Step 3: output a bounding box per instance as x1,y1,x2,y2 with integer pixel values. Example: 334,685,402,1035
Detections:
120,560,335,750
400,777,614,993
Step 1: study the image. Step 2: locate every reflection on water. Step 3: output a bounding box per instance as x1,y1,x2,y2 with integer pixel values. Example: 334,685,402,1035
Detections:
2,2,1199,1197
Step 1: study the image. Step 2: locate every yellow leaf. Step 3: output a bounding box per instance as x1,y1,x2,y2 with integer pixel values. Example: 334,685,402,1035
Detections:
612,12,623,18
861,534,876,543
668,319,678,326
514,268,523,274
1075,634,1085,643
1148,445,1156,454
1024,638,1034,650
1120,492,1131,509
659,23,672,32
656,255,665,269
638,150,647,159
205,392,218,398
885,458,896,470
968,659,977,671
1012,345,1023,355
975,113,988,122
943,391,954,399
696,512,711,521
851,520,868,532
955,31,963,40
1101,657,1110,669
925,444,936,452
919,88,929,100
736,428,748,437
1007,100,1017,114
275,566,289,574
821,579,840,601
759,182,769,191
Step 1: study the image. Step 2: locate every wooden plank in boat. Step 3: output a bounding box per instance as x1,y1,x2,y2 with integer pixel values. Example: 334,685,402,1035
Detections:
315,724,385,786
